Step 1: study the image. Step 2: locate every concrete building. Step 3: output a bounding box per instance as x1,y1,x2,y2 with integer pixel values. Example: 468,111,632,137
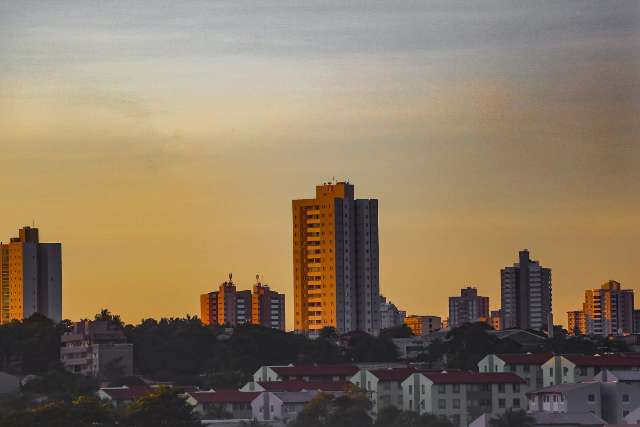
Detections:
61,319,133,378
404,315,442,336
478,353,553,392
541,354,640,387
0,226,62,323
501,249,552,332
567,281,635,337
350,367,420,416
379,295,405,330
448,287,489,329
392,336,434,360
252,276,285,330
251,390,319,426
401,371,527,427
292,182,380,335
490,310,502,331
200,274,285,330
186,390,258,419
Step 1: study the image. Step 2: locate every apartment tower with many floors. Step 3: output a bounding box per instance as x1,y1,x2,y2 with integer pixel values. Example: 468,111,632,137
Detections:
500,249,552,332
0,226,62,324
292,182,380,335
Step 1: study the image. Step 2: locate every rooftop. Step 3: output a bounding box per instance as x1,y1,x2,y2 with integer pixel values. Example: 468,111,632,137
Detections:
271,364,359,377
189,390,260,404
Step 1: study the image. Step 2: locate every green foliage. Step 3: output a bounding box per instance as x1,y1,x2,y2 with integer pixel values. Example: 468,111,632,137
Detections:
375,406,454,427
122,386,199,427
22,369,99,402
289,390,373,427
0,396,116,427
380,324,414,338
489,409,535,427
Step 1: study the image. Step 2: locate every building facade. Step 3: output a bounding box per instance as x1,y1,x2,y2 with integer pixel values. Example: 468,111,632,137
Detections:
0,227,62,324
404,315,442,336
292,182,380,335
379,295,406,330
200,275,285,330
490,310,502,331
567,280,635,337
448,287,489,328
501,249,552,332
61,319,133,378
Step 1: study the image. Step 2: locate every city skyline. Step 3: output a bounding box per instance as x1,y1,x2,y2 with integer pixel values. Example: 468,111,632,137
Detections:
1,1,638,329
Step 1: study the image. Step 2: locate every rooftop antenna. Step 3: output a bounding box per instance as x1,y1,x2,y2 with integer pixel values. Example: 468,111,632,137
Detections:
228,272,233,283
256,274,260,285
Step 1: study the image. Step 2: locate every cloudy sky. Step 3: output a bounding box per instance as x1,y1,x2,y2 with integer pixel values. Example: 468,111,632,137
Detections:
1,0,638,327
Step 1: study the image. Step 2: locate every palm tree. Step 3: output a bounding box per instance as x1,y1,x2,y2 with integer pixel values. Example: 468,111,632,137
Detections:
489,409,535,427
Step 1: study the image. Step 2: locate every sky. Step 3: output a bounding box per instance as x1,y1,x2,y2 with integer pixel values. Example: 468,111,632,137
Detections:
0,0,638,329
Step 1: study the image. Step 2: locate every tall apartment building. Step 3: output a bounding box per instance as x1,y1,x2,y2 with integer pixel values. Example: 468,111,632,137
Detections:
500,249,552,332
0,226,62,324
292,182,380,335
252,276,286,330
404,315,442,336
448,287,489,328
200,275,285,330
567,280,634,337
379,295,406,330
61,319,133,378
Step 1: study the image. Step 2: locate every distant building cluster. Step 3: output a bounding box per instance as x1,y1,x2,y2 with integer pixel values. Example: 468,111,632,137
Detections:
0,226,62,324
379,295,406,330
200,274,285,330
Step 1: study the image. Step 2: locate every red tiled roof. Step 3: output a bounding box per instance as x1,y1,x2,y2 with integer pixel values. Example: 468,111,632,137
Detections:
100,385,151,400
190,390,260,404
564,355,640,367
259,380,351,392
272,365,359,377
497,353,554,365
422,372,525,385
370,367,419,381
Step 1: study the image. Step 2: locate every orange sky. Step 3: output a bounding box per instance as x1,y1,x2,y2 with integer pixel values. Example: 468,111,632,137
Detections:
1,1,638,329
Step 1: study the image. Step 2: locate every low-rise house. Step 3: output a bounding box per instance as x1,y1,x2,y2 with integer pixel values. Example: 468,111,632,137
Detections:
478,353,552,391
240,379,351,393
251,391,318,426
97,385,152,408
186,390,259,419
252,364,359,383
542,354,640,387
350,367,419,416
401,371,527,427
61,319,133,378
486,330,547,352
392,337,433,360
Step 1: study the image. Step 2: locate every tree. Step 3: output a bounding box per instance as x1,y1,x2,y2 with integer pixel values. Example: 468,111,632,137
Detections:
123,387,199,427
380,324,414,339
95,309,123,327
289,390,373,427
375,406,453,427
489,409,535,427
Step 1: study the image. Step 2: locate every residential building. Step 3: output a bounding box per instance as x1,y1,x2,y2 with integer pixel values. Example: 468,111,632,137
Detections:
478,353,553,391
251,391,319,426
252,276,285,330
448,287,489,329
404,315,442,336
98,385,152,408
568,281,635,337
501,249,552,332
634,309,640,334
490,310,502,331
292,182,380,335
485,329,547,352
200,274,285,329
240,380,351,393
379,295,405,330
567,310,587,336
541,354,640,387
392,336,434,360
351,367,419,415
253,364,359,383
401,371,527,427
0,226,62,323
470,411,607,427
186,390,258,419
60,319,134,378
527,376,640,425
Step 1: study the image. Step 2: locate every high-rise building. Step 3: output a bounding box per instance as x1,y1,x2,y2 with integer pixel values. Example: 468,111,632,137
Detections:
404,315,442,336
500,249,552,332
200,274,285,330
448,286,490,328
379,295,406,330
292,182,380,335
252,276,285,330
0,226,62,324
568,280,634,337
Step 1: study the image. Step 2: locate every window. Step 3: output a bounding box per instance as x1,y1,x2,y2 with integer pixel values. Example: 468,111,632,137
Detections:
513,398,521,408
453,384,460,394
438,399,446,409
549,368,554,376
580,367,588,376
623,394,630,402
421,385,425,394
588,394,595,402
513,384,520,393
409,385,413,394
523,365,530,373
420,400,425,409
438,384,446,393
453,399,460,409
498,384,505,393
498,399,506,408
563,367,568,376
